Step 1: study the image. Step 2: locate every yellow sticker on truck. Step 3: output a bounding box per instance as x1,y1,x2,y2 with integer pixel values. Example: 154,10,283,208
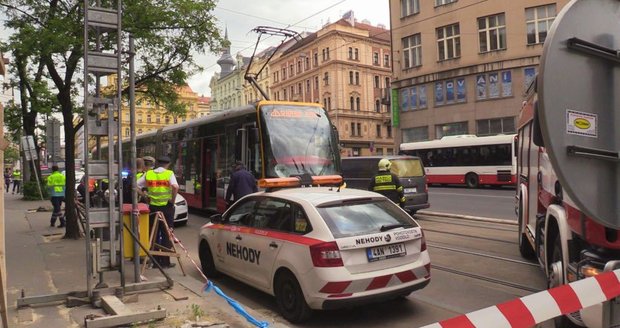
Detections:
567,109,597,138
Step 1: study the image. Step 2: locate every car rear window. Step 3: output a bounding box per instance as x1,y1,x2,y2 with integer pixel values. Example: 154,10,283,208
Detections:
391,159,424,177
316,199,419,238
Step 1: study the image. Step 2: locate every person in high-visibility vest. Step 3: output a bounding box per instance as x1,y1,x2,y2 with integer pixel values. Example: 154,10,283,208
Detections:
12,168,21,194
47,165,66,227
137,156,179,268
368,158,406,208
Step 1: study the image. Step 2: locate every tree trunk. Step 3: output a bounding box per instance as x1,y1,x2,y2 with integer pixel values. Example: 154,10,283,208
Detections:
60,94,80,239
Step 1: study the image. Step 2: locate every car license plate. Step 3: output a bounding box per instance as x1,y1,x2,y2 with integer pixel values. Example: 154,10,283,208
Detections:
367,243,406,262
404,187,417,193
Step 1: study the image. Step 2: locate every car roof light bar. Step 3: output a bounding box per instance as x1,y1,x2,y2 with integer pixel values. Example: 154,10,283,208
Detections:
259,175,343,189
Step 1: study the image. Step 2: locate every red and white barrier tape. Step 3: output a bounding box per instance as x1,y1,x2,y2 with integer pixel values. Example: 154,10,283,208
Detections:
421,269,620,328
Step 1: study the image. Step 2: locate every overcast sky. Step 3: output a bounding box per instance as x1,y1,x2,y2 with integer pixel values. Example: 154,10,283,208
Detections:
0,1,390,97
189,0,391,96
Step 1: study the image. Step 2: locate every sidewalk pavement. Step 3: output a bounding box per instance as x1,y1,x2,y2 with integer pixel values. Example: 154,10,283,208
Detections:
4,192,289,328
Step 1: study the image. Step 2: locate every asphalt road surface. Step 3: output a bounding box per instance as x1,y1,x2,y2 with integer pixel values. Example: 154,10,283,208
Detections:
425,186,516,220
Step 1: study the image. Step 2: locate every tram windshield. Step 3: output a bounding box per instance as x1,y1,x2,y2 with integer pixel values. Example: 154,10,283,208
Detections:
260,104,340,178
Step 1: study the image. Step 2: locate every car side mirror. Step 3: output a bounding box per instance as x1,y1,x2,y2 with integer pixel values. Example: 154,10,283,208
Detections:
209,214,223,223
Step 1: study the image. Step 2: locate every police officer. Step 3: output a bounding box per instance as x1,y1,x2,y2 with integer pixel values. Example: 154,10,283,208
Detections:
368,158,406,208
47,165,66,227
137,156,179,268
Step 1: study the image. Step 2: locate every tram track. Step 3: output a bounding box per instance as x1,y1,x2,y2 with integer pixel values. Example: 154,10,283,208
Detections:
423,228,518,244
417,216,517,233
431,264,543,293
427,243,538,267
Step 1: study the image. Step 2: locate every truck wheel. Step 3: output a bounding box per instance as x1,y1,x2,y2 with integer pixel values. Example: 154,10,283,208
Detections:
518,194,535,259
465,173,479,188
198,240,220,278
275,271,312,323
549,235,581,328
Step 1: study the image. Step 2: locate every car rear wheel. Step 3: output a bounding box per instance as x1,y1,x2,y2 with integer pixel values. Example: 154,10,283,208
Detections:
274,271,312,323
198,240,220,278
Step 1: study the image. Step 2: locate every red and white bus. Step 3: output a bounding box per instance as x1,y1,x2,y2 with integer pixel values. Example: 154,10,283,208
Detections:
399,134,516,188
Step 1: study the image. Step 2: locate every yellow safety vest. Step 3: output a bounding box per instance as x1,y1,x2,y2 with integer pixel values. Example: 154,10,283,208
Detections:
47,171,66,195
145,170,173,206
12,171,21,180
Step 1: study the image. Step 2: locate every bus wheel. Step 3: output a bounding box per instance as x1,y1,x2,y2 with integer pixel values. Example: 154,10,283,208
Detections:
465,173,479,188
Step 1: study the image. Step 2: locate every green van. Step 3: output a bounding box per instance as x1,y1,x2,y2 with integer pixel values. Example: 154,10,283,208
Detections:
341,155,430,214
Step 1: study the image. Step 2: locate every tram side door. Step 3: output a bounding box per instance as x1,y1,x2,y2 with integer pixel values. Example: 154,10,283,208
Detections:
235,123,260,177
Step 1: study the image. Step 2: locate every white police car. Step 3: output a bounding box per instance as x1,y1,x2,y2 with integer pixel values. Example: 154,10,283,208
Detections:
173,194,188,226
198,176,430,323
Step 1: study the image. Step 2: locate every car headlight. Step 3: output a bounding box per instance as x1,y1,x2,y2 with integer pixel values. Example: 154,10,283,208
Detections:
175,200,187,206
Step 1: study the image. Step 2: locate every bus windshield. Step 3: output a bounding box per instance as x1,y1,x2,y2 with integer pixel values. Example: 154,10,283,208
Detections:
260,104,340,178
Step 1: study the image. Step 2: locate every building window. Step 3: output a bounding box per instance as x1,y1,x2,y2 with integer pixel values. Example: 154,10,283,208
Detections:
374,75,380,88
357,123,362,136
435,121,468,138
290,64,294,76
313,52,318,66
384,54,390,67
400,85,428,111
403,33,422,68
526,4,557,45
476,117,516,136
437,23,460,61
475,70,513,100
402,126,428,142
356,97,360,111
138,128,143,134
375,99,381,112
348,47,353,59
349,71,354,84
435,0,456,6
147,114,151,123
478,13,506,52
376,148,384,156
315,76,319,89
434,78,467,106
354,48,359,60
297,83,302,94
401,0,420,17
284,89,287,100
376,124,382,137
387,125,392,138
324,72,329,85
297,61,302,73
328,97,331,110
306,79,310,93
282,67,287,79
350,96,355,110
137,113,143,123
125,128,129,137
304,57,309,70
350,122,356,136
373,52,379,65
355,72,360,85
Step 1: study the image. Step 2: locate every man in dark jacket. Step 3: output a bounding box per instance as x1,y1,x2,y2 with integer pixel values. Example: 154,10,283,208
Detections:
368,158,406,208
225,161,258,206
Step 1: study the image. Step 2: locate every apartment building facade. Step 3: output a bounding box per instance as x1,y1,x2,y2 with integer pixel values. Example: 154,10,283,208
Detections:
270,12,394,157
389,0,569,144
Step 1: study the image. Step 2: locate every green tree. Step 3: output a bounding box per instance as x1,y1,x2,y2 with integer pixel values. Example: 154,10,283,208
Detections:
1,0,225,239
